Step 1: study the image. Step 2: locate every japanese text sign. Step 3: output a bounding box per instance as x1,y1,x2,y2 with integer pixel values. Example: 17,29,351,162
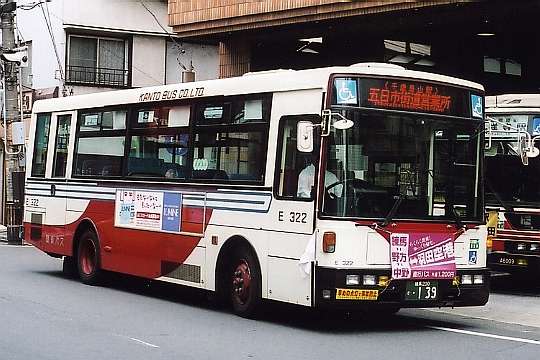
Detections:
115,189,183,233
390,233,456,280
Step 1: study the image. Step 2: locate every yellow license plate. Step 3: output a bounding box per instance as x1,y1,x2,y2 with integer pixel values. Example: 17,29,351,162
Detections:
336,288,379,300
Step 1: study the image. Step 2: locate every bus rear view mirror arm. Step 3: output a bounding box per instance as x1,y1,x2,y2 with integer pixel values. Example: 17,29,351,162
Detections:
297,111,354,153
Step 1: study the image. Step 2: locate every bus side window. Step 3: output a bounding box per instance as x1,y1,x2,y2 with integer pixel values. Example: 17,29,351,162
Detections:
274,115,321,200
52,115,72,178
31,113,52,177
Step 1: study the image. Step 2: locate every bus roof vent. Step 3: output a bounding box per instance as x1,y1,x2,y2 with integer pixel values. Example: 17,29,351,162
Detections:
349,62,405,70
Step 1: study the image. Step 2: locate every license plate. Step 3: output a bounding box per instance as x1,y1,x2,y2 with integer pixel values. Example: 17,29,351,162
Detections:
499,257,528,266
405,281,438,301
498,257,515,265
335,288,379,300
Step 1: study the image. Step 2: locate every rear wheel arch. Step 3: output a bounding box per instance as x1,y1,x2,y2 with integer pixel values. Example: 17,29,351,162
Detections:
72,219,99,258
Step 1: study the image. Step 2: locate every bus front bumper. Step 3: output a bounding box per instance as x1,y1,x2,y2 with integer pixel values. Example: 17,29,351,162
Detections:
488,252,540,274
315,267,490,310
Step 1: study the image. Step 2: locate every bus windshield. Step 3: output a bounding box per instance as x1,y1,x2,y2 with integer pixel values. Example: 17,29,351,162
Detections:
321,110,483,222
485,151,540,206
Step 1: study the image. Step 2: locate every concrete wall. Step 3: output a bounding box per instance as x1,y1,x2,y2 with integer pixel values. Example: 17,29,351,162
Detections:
132,36,166,87
166,42,219,83
17,0,66,89
64,0,171,35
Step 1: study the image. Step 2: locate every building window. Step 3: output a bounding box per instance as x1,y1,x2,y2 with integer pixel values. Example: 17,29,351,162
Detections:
67,35,129,87
384,40,434,67
483,56,522,77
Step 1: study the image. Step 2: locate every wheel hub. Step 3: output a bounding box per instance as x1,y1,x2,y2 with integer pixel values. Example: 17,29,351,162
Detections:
232,260,251,304
80,239,96,275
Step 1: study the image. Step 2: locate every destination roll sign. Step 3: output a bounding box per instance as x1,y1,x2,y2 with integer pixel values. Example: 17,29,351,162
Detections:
332,77,478,118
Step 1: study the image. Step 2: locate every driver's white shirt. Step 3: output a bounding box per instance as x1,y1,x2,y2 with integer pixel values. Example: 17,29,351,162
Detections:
297,164,343,198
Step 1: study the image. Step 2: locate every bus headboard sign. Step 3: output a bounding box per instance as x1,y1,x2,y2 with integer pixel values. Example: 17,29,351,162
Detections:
331,77,478,118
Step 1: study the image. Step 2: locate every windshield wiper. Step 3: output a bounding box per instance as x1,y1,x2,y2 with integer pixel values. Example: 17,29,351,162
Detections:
379,194,404,227
485,179,514,212
450,206,464,230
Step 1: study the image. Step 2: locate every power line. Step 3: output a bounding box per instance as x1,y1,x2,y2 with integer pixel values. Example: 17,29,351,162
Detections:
139,0,190,71
39,2,64,83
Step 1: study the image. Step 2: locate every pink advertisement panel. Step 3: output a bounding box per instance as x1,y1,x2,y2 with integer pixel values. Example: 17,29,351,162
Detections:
390,233,456,280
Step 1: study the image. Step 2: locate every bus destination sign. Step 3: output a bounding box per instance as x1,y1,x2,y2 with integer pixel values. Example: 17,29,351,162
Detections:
332,77,474,118
366,81,451,113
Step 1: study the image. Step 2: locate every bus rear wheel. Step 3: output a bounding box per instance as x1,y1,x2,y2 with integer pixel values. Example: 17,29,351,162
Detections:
229,247,261,318
77,230,103,285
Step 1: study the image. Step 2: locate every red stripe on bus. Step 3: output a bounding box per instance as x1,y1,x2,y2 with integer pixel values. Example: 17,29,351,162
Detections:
25,199,212,279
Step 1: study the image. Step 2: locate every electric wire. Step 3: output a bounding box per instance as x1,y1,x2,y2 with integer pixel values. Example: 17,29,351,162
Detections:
39,3,64,83
139,0,190,71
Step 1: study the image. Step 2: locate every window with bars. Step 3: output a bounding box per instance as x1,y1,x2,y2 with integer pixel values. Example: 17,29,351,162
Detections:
67,35,129,87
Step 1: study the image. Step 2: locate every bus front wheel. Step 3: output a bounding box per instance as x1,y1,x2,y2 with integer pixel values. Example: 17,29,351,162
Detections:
229,247,261,318
77,230,103,285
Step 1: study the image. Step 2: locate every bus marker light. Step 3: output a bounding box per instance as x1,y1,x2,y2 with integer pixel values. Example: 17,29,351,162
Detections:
517,259,528,266
211,235,218,245
473,275,484,284
452,276,460,286
461,275,472,285
323,232,336,253
378,275,390,287
346,275,360,286
322,290,331,299
362,275,376,286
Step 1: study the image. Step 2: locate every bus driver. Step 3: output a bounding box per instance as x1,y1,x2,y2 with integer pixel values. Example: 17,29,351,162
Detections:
297,162,343,199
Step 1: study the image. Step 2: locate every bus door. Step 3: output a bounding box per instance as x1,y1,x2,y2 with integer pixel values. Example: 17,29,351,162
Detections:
269,114,320,305
45,111,76,252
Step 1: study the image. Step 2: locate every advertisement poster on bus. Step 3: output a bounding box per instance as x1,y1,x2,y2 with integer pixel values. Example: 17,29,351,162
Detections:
115,189,183,233
390,233,456,280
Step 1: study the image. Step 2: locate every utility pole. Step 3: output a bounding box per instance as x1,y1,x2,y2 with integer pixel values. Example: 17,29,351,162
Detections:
1,0,24,244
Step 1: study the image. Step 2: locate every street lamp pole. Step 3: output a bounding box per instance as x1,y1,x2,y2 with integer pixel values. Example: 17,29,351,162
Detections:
1,0,24,244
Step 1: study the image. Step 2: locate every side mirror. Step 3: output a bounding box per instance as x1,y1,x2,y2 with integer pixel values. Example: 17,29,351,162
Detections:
519,135,540,165
297,121,314,153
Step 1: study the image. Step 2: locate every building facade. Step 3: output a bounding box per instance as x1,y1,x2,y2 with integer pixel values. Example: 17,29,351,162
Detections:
17,0,219,97
168,0,540,95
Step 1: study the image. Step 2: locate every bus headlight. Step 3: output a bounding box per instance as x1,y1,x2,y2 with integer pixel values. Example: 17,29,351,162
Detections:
530,243,539,252
517,243,526,251
461,274,473,285
346,275,360,286
473,275,484,284
363,275,377,286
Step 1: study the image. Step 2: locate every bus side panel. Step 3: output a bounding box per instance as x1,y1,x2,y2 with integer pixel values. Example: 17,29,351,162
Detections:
84,199,209,279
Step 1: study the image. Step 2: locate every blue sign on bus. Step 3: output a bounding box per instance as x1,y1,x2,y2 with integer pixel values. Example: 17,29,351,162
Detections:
335,79,358,105
471,94,483,118
162,192,182,232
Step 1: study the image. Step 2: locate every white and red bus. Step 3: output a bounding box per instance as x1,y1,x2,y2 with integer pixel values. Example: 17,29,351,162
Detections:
485,94,540,275
24,63,489,317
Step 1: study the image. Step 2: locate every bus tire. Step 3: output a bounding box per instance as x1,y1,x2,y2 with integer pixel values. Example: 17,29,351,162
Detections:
62,256,78,278
229,246,261,318
76,230,103,285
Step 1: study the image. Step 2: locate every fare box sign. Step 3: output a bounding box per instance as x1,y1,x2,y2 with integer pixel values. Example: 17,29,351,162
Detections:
115,190,183,233
390,233,456,280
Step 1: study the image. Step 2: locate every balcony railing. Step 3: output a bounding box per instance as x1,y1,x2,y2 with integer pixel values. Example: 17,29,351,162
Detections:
66,65,130,87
